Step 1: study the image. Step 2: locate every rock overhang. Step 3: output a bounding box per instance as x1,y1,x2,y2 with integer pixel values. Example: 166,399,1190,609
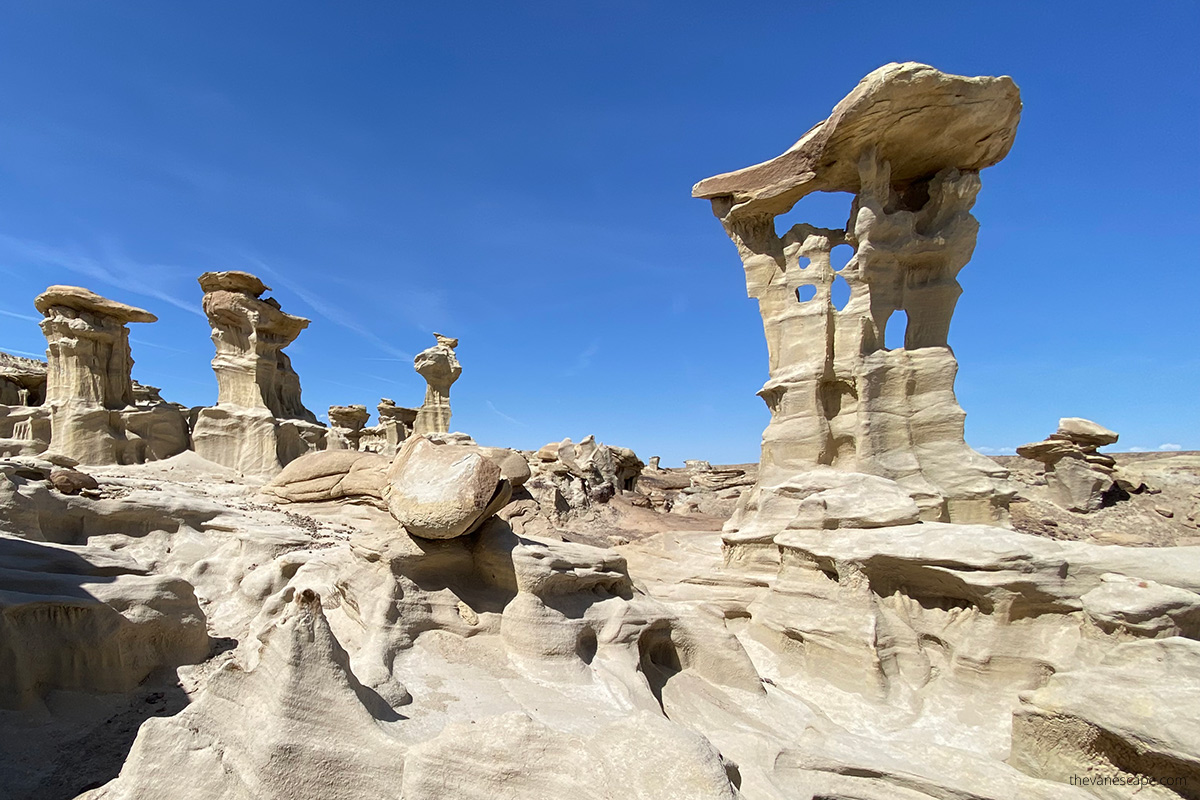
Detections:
692,62,1021,218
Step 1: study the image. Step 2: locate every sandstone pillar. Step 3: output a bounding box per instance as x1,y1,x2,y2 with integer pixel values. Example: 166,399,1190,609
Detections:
192,271,325,475
34,286,187,465
327,404,369,451
412,334,461,436
693,63,1020,538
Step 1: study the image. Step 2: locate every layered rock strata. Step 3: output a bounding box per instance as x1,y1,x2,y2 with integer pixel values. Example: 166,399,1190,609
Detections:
694,62,1019,540
359,398,418,455
192,271,325,475
327,404,370,451
34,286,188,465
412,334,461,436
1017,417,1120,512
522,435,645,522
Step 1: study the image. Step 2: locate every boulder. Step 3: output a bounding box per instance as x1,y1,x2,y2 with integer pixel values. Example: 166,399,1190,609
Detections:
383,436,508,539
260,450,390,503
48,467,99,495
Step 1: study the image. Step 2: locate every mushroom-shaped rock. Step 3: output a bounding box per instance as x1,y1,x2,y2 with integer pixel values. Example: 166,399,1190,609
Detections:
35,285,157,324
411,334,462,436
692,61,1021,218
383,436,509,539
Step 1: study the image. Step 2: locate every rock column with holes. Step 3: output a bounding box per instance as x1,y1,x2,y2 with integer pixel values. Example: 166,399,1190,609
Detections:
693,63,1020,537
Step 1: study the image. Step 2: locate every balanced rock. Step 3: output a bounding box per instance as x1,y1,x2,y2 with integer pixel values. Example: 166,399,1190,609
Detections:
695,63,1017,534
1054,416,1119,448
411,334,461,436
1017,417,1119,512
382,435,509,539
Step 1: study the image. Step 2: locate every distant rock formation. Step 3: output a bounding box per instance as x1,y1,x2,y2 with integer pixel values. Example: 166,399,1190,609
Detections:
0,353,50,457
1018,417,1120,512
359,398,418,455
192,271,325,475
327,404,370,450
694,62,1018,540
33,286,188,465
412,333,460,436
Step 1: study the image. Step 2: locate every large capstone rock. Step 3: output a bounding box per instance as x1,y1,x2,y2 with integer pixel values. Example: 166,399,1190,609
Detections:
383,436,510,539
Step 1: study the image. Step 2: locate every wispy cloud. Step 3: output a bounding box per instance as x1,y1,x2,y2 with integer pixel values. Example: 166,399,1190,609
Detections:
130,337,197,355
0,234,204,318
976,446,1017,455
242,255,413,361
1159,443,1183,451
0,346,46,359
0,308,42,323
487,400,525,426
564,340,600,377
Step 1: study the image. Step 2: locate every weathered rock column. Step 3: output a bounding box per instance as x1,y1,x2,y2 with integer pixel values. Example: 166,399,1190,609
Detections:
34,286,186,464
412,334,461,436
327,404,369,451
192,271,325,475
693,63,1020,539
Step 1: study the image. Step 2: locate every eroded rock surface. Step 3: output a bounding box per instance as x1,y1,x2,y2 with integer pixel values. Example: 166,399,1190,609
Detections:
192,271,325,475
34,286,188,465
412,334,461,436
695,63,1018,537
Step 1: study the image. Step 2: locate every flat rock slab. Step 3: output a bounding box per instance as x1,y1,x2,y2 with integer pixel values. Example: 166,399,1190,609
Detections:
693,62,1021,216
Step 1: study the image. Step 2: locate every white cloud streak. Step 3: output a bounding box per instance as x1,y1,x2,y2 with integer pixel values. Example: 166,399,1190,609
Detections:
487,400,525,426
0,234,205,318
242,255,413,361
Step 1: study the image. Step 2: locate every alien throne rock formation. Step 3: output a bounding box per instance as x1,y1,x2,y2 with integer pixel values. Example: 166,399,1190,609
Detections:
34,286,188,465
191,271,326,475
694,62,1018,542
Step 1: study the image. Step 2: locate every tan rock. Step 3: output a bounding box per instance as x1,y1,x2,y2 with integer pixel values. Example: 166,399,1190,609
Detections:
192,271,325,475
1011,638,1200,794
34,286,188,465
695,64,1018,533
383,435,507,539
1054,416,1119,447
89,590,405,799
411,333,461,436
326,404,370,450
0,535,208,710
48,467,99,495
260,450,390,503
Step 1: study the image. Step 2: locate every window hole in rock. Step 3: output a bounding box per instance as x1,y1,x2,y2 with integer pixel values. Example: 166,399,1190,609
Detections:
796,284,818,303
885,309,908,350
831,274,852,311
830,243,854,272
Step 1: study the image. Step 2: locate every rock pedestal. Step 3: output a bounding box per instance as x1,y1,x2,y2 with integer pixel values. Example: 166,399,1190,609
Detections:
693,63,1019,538
327,404,370,451
192,271,325,475
1017,417,1119,512
412,334,461,436
33,286,187,465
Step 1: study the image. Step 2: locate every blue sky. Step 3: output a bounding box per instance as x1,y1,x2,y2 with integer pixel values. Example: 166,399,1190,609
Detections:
1,2,1197,464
